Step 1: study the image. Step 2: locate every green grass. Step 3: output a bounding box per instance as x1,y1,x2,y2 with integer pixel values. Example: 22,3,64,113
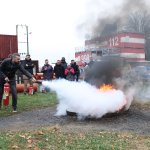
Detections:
0,92,150,149
0,127,149,150
0,134,9,150
0,92,57,117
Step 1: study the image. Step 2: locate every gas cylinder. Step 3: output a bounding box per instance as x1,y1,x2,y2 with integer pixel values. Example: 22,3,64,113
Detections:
42,87,46,93
3,83,10,106
29,85,34,95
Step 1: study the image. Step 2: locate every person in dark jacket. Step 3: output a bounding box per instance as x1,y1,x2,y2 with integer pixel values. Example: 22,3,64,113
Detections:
41,59,53,80
23,54,34,74
61,57,68,78
54,60,65,79
0,53,36,112
61,57,67,78
88,57,95,68
22,54,35,94
65,65,75,81
71,60,80,81
61,57,67,70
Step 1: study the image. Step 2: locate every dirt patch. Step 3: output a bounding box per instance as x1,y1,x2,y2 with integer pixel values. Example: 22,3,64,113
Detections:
0,106,149,135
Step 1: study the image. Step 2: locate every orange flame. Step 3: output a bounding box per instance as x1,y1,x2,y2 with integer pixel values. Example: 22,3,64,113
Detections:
99,84,114,92
99,84,127,112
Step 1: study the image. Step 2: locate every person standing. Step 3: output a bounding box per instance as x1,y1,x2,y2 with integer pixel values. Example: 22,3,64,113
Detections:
41,59,53,80
0,53,36,112
54,60,65,79
65,65,75,81
61,57,67,69
71,60,80,81
61,57,67,78
22,54,34,94
88,57,94,68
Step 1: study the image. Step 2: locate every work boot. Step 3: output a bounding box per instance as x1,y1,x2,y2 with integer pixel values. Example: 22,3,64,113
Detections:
12,110,17,113
24,91,27,95
12,107,17,113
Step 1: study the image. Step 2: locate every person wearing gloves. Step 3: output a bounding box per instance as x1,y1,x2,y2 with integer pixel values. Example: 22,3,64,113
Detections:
0,53,36,112
65,65,75,81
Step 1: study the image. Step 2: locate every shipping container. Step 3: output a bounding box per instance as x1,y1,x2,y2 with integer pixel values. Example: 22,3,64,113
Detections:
0,34,18,60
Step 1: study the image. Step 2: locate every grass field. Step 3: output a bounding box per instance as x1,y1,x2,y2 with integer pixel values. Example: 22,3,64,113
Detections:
0,92,57,117
0,126,150,150
0,92,150,150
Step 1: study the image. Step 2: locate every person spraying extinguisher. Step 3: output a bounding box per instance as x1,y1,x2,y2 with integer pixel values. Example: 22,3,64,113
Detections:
3,83,10,107
0,53,36,112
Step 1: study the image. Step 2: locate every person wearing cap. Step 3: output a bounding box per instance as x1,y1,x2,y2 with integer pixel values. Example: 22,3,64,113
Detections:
61,57,67,78
61,57,67,69
0,53,36,112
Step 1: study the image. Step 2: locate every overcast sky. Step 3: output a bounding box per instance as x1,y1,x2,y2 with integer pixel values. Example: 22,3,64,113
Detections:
0,0,127,66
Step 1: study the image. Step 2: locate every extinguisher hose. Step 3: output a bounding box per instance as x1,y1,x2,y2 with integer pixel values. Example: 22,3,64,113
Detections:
5,79,42,84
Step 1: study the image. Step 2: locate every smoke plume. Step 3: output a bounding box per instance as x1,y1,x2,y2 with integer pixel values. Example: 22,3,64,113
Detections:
42,55,150,119
85,56,150,103
77,0,150,39
43,79,128,119
84,56,126,87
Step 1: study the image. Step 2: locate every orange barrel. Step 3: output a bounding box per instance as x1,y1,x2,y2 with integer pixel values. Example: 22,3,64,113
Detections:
16,83,38,93
16,84,24,93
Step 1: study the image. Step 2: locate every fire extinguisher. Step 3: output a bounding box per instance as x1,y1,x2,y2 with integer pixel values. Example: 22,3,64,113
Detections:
29,85,34,95
3,83,10,106
42,87,46,93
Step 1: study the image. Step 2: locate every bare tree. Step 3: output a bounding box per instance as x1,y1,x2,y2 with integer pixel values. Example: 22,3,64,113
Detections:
124,11,150,34
122,11,150,60
103,10,150,60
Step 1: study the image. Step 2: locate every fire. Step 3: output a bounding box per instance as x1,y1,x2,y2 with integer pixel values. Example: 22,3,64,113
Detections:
99,84,127,112
99,84,114,92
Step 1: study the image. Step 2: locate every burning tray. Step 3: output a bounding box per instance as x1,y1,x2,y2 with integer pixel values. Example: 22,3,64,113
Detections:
66,110,77,116
66,106,126,118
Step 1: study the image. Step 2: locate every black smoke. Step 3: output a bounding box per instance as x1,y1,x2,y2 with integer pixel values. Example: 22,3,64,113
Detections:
90,0,150,37
78,0,150,59
84,56,127,87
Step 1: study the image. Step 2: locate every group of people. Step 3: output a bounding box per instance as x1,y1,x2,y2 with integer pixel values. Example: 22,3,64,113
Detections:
41,57,80,82
0,53,80,112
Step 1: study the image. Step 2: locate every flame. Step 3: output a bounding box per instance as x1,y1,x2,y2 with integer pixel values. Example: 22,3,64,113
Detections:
99,84,127,112
99,84,114,92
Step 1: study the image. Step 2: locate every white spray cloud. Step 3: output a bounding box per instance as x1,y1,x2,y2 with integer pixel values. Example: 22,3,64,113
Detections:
43,79,127,119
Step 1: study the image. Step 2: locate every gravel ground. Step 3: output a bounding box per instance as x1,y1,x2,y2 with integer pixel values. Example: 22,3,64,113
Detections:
0,106,149,135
